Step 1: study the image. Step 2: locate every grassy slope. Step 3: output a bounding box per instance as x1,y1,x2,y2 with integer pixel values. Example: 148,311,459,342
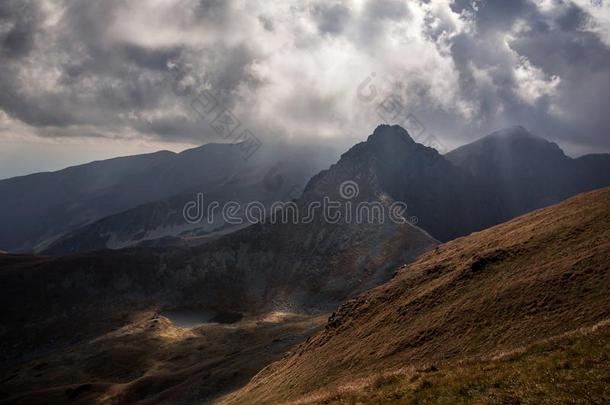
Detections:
310,320,610,404
223,187,610,404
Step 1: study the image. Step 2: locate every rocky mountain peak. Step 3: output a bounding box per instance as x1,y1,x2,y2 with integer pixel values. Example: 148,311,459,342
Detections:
368,124,415,145
302,124,428,201
481,126,561,151
447,125,567,167
487,125,533,139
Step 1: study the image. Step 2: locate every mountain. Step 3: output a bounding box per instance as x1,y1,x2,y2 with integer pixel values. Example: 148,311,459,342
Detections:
305,124,610,242
42,124,471,254
40,150,325,256
0,128,442,363
9,125,610,255
446,125,610,225
319,125,491,242
0,142,337,253
223,187,610,404
2,126,609,403
4,124,610,326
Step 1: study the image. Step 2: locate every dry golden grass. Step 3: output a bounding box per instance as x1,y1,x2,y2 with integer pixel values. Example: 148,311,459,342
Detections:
308,319,610,404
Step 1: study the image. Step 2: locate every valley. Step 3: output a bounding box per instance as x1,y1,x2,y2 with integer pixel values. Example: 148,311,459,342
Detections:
0,311,326,404
1,126,609,404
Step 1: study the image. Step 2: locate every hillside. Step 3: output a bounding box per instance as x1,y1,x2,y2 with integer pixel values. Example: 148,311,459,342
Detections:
298,321,610,404
223,187,610,404
0,142,336,253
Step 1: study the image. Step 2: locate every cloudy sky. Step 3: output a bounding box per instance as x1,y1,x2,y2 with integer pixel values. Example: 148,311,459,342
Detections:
1,0,609,178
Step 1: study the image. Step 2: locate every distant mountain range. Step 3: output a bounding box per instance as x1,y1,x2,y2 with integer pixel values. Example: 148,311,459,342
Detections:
11,124,608,256
0,142,338,253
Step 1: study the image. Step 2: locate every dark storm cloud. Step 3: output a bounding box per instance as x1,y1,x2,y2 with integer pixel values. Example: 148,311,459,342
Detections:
450,0,539,32
0,75,76,128
0,0,186,138
433,0,610,151
0,0,266,145
311,3,351,35
0,0,609,155
134,117,211,140
0,0,40,58
210,44,258,95
258,15,274,32
556,4,588,31
121,45,184,71
510,27,610,148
